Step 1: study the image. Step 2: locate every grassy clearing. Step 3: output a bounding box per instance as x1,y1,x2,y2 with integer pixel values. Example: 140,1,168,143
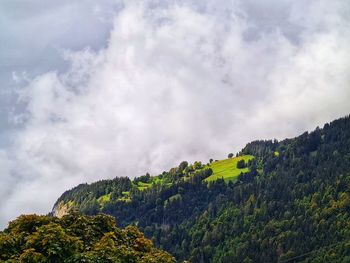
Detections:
116,191,132,202
98,155,254,204
205,155,254,182
97,193,111,204
117,196,131,202
134,176,167,191
136,181,152,190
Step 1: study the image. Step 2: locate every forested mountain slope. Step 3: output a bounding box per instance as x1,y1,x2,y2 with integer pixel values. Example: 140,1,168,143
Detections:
53,115,350,262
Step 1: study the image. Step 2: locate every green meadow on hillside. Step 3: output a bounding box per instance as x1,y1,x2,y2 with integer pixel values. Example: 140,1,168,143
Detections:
97,193,111,203
205,155,254,182
96,155,255,204
134,177,169,190
133,155,255,191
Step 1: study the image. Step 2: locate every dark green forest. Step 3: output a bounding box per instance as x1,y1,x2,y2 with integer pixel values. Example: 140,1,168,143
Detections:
6,115,350,262
53,115,350,262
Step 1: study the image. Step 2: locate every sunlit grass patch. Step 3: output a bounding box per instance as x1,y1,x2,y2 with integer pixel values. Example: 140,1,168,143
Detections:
205,155,254,182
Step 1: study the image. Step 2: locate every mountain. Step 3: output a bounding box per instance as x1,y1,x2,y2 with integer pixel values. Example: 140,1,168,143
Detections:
53,115,350,262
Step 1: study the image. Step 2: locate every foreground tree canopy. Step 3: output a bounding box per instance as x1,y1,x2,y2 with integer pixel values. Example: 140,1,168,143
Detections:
0,213,175,263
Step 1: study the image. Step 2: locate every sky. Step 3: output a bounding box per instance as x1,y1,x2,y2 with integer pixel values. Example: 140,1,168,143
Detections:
0,0,349,228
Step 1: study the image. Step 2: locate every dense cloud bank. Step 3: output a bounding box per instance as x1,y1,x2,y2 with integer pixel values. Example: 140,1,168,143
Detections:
0,0,349,228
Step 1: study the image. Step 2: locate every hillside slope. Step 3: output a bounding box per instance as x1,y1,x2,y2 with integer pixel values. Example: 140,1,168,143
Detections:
53,115,350,262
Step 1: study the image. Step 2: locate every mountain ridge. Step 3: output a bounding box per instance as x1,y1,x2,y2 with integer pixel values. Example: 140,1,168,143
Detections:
52,115,350,262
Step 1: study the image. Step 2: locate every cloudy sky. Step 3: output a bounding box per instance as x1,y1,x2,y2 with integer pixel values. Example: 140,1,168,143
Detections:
0,0,349,228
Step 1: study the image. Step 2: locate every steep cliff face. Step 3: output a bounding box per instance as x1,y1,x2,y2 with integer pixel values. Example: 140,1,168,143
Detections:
52,200,74,218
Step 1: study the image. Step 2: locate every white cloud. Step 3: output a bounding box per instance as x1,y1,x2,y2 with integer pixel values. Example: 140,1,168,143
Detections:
0,0,349,228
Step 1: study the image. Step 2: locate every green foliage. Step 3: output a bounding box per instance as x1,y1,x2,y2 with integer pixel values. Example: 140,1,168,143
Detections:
236,159,246,169
0,213,175,263
52,115,350,262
